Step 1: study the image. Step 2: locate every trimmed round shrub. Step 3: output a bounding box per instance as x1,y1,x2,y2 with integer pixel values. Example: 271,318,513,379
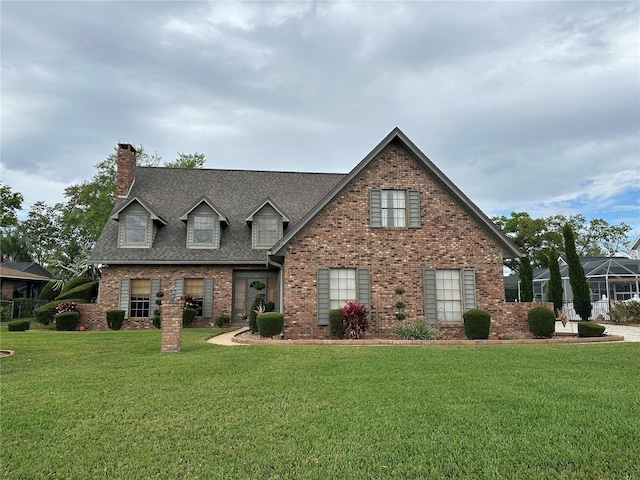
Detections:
256,312,284,338
8,320,30,331
463,309,491,339
56,281,97,303
55,311,79,331
578,322,606,338
394,320,438,340
329,309,345,339
39,280,59,301
527,306,556,338
60,277,92,295
182,308,196,327
106,310,125,330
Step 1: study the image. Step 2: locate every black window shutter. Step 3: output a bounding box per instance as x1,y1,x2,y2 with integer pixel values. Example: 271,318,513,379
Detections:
407,190,420,228
357,268,371,319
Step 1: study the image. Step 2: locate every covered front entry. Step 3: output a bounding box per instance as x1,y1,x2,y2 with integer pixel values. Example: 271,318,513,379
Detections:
232,270,279,323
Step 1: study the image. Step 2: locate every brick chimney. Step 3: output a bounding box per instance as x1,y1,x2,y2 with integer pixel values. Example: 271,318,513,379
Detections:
116,143,136,198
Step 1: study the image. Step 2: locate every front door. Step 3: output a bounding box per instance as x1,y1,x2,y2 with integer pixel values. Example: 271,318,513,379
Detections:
232,271,279,322
246,278,268,316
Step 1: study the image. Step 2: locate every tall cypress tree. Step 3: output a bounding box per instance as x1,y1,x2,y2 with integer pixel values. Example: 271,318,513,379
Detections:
547,249,564,313
563,224,592,320
519,256,534,302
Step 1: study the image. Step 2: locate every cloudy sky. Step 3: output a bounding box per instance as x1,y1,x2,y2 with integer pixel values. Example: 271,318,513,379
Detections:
2,1,639,239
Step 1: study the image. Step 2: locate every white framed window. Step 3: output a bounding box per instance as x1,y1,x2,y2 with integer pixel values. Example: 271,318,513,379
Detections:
435,269,462,322
124,214,148,244
193,215,215,244
381,190,406,227
329,269,356,310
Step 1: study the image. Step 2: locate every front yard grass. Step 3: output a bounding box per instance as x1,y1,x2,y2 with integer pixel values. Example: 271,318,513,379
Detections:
1,328,639,479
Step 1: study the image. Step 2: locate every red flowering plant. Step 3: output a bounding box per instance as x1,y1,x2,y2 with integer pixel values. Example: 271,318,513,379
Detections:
180,295,198,311
339,301,370,339
56,301,78,314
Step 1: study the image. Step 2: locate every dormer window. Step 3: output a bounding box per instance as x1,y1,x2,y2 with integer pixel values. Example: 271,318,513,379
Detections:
180,196,228,250
193,215,215,245
246,198,289,250
111,197,167,249
255,216,280,247
125,214,148,244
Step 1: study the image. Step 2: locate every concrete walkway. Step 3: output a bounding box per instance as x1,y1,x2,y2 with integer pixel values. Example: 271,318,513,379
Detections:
206,327,249,346
555,321,640,342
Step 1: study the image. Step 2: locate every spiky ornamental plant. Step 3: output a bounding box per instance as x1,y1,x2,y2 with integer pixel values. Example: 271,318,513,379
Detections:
563,224,592,321
547,250,564,313
519,256,534,302
339,301,370,339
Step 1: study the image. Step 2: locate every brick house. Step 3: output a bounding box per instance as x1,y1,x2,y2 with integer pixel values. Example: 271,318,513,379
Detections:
89,128,524,338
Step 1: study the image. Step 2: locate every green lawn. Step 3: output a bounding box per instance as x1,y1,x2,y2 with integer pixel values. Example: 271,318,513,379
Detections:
1,327,639,479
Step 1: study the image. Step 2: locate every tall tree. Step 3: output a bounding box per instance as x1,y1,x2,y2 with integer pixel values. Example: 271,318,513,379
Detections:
563,224,592,321
0,183,24,228
547,249,564,313
494,211,633,271
519,255,534,302
19,201,64,266
164,152,205,169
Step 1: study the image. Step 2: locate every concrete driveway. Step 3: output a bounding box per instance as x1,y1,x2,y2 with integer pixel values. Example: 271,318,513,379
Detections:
555,321,640,342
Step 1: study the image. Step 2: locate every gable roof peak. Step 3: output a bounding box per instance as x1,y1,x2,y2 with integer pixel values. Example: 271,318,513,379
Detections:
179,195,229,225
246,197,290,224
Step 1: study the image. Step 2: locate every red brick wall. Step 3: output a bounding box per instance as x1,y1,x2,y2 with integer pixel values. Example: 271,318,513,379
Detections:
94,264,239,330
282,143,510,339
116,144,136,198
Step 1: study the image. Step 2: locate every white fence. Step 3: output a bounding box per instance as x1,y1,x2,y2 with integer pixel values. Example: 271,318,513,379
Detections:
561,295,639,321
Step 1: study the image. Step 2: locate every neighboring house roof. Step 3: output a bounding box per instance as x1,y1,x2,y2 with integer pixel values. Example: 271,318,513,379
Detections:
0,265,52,282
270,127,522,259
504,257,640,285
90,168,345,264
0,262,53,278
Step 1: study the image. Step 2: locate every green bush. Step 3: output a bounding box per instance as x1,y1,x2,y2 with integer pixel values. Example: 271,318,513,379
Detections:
463,309,491,340
8,319,30,331
182,308,196,327
248,293,266,333
1,305,11,322
394,320,438,340
60,277,93,295
34,299,84,325
578,322,606,338
106,310,125,330
55,311,79,331
256,312,284,338
329,309,345,339
33,301,61,325
12,298,46,319
56,281,97,302
215,310,230,328
609,300,640,323
39,280,59,301
527,306,556,338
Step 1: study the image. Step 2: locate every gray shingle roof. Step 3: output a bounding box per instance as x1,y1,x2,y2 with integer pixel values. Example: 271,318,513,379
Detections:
89,168,345,264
